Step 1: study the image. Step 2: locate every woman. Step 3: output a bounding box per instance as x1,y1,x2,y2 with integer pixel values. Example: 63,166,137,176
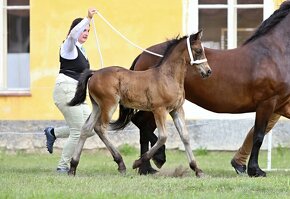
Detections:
44,7,97,173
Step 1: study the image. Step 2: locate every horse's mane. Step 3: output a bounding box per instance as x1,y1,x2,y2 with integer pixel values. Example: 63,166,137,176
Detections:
243,1,290,45
155,35,188,67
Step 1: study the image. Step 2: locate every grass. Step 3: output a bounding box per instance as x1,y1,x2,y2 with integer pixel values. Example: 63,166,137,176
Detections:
0,147,290,199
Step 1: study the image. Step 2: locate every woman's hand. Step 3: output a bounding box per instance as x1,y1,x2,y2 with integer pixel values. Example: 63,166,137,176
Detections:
88,8,97,19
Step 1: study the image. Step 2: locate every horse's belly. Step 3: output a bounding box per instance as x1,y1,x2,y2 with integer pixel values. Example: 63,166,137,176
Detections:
190,97,256,113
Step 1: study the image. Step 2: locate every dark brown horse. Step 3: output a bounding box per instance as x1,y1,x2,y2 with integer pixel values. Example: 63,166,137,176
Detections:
67,31,211,176
112,1,290,177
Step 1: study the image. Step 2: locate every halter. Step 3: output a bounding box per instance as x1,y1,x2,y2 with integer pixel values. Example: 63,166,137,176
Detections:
186,36,207,65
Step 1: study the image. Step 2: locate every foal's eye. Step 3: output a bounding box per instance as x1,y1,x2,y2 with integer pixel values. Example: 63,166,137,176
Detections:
195,48,202,55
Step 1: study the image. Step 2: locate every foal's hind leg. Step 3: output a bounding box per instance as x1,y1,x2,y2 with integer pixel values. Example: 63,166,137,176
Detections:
170,108,204,178
96,127,126,174
96,101,126,174
69,102,100,176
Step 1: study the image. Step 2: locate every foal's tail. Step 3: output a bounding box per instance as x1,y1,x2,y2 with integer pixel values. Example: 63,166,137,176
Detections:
109,55,140,130
67,69,94,106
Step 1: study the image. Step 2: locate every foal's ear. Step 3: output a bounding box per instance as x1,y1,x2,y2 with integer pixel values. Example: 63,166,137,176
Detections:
197,29,203,40
190,29,203,42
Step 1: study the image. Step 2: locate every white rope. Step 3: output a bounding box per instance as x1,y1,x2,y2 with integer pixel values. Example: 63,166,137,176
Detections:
95,11,164,57
92,12,208,67
91,17,104,68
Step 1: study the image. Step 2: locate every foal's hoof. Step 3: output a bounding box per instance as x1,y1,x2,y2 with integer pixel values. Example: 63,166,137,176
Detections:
152,145,166,169
195,169,205,178
133,158,142,169
248,167,266,177
117,162,127,175
118,167,126,175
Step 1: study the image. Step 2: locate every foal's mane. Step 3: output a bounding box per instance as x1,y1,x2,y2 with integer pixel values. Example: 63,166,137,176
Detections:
155,35,188,67
243,1,290,45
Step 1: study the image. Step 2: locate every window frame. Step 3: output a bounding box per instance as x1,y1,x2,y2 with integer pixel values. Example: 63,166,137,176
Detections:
0,2,30,96
182,0,274,49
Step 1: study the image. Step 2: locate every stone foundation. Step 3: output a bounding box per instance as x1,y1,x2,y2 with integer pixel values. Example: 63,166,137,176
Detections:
0,119,290,152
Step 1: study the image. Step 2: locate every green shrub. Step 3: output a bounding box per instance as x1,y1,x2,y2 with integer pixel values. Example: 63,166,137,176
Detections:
118,143,138,156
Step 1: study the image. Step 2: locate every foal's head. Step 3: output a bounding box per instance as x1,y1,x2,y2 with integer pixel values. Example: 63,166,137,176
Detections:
185,30,211,78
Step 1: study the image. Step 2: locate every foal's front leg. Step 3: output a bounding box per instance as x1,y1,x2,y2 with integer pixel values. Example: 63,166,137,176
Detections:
133,109,168,169
170,108,204,177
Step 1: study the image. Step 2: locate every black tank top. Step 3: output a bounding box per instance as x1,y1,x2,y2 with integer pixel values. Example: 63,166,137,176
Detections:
59,46,90,81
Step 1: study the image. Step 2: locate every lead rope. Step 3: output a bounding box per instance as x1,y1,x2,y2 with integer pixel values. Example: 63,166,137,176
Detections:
92,11,207,68
92,11,164,67
91,17,104,68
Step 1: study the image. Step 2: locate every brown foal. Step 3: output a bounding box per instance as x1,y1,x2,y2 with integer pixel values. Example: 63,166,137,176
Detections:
67,30,211,177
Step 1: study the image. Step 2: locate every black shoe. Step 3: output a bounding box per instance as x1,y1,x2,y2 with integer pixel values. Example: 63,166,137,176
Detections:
231,158,246,174
44,127,56,154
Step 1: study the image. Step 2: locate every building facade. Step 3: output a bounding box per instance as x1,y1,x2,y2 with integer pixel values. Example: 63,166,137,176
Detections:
0,0,285,120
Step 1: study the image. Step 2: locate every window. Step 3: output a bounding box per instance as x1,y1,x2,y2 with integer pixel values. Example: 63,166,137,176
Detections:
182,0,274,50
182,0,274,119
0,0,30,95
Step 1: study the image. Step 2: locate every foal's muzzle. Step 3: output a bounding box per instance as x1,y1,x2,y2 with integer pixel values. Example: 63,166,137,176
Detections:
199,63,212,78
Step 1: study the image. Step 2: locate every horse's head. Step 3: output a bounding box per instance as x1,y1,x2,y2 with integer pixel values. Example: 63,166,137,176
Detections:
187,30,211,78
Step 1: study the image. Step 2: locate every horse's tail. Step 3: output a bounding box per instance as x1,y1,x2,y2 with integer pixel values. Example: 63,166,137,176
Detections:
109,104,137,130
67,69,94,106
109,55,141,130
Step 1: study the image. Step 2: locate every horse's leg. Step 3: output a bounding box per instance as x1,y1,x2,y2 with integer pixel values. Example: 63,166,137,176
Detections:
231,113,281,174
132,108,168,169
96,101,126,174
247,100,276,177
68,102,100,176
131,111,166,174
170,107,204,177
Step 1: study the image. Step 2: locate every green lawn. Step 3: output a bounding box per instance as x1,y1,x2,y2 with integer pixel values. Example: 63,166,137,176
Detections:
0,147,290,199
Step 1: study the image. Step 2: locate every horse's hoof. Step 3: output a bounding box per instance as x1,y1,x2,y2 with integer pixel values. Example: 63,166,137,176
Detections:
231,159,246,175
68,169,76,176
152,158,165,169
137,160,158,175
248,167,266,177
138,166,158,175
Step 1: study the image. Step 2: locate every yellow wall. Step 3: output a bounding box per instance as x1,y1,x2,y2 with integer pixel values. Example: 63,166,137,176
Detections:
274,0,285,8
0,0,182,120
1,0,282,120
